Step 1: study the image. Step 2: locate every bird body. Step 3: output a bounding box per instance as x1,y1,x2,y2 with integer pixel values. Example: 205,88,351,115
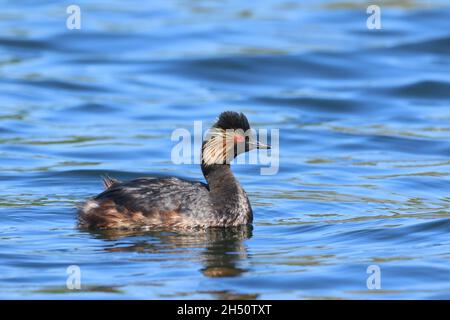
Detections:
78,111,269,230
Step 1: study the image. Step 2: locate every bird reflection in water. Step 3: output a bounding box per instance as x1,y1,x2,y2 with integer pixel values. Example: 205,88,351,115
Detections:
86,225,253,278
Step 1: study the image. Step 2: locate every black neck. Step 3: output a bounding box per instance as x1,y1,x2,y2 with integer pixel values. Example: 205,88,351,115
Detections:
201,163,239,193
200,162,252,223
200,156,251,221
200,140,243,206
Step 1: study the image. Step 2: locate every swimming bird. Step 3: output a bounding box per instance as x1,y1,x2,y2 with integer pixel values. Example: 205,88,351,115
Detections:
77,111,270,230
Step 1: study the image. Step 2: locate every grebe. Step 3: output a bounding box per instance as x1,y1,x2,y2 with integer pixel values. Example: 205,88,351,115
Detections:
78,111,270,230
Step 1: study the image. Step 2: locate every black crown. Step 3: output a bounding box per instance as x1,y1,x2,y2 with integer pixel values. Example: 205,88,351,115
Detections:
214,111,250,131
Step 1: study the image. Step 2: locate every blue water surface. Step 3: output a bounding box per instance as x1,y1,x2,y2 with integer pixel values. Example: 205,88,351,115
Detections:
0,0,450,299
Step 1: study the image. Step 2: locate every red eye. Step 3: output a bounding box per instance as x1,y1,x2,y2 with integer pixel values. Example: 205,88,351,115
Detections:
234,135,245,143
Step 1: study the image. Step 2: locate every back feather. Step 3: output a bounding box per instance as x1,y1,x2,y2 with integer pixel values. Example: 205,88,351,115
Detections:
102,176,120,189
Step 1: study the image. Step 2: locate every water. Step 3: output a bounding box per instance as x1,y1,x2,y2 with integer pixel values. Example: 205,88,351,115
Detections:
0,0,449,299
